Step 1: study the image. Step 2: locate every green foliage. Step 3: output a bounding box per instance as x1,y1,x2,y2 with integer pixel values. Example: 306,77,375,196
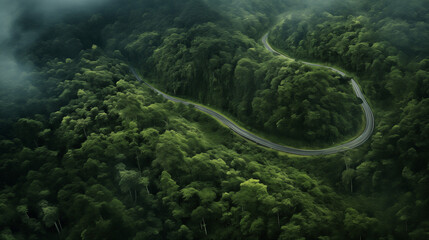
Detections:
269,0,429,238
118,7,362,144
344,208,378,239
0,0,428,239
0,44,352,239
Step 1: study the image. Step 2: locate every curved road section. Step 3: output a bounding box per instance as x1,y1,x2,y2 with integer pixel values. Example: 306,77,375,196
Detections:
130,34,374,155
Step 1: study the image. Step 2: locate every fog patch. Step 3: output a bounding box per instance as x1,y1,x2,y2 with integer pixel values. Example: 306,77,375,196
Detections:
0,0,112,103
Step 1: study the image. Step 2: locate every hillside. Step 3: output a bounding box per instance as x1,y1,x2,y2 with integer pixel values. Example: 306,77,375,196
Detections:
0,0,428,239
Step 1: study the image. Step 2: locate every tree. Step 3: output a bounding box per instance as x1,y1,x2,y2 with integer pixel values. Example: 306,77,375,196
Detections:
178,225,193,240
152,131,187,175
344,208,377,240
232,179,269,211
118,169,143,203
40,203,62,235
159,171,180,204
279,223,303,240
342,169,356,193
385,67,406,98
14,118,43,147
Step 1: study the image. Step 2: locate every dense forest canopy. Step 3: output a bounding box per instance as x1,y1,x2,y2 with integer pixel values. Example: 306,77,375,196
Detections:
0,0,428,239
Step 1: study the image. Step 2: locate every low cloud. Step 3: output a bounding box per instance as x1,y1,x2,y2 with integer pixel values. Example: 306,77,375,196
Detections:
0,0,112,101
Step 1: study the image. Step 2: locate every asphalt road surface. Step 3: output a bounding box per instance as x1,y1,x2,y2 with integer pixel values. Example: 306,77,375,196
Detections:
130,33,374,155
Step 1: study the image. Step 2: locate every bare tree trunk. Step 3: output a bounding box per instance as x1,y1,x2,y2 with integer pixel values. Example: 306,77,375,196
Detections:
54,222,61,234
134,189,137,203
129,190,133,201
202,217,207,236
145,185,150,194
277,212,280,226
58,219,63,231
83,128,87,137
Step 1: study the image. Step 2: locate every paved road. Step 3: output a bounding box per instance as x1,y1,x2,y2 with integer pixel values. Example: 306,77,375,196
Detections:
130,34,374,155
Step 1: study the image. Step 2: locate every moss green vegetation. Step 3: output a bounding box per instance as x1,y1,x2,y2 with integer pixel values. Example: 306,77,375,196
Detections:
270,0,429,239
140,73,363,150
136,21,361,145
0,47,353,239
0,0,428,239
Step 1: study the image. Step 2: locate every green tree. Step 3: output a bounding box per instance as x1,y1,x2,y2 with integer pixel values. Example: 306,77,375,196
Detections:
344,208,377,240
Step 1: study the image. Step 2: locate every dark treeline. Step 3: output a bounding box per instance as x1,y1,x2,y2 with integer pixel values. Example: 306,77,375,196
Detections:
0,0,428,239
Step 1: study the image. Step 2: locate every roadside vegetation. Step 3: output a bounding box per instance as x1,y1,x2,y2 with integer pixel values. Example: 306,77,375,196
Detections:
0,0,427,239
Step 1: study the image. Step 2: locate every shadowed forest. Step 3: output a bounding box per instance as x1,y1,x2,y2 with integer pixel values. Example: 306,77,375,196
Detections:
0,0,428,239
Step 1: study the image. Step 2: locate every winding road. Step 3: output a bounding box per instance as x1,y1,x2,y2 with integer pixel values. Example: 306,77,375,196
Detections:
130,33,374,155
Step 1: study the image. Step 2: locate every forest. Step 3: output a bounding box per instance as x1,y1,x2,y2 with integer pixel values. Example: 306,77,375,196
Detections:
0,0,428,239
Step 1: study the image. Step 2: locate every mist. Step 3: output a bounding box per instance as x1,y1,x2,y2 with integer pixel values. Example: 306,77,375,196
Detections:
0,0,112,101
